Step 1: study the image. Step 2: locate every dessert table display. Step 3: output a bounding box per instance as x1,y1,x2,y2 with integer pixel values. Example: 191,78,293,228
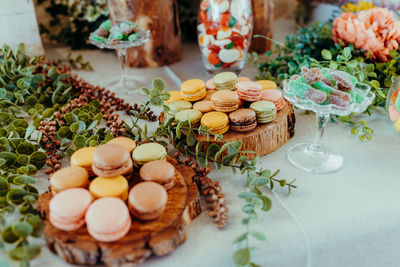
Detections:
1,5,400,266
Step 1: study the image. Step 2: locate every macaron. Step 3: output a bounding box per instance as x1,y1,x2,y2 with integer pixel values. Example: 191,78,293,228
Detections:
211,90,239,112
201,111,230,134
70,147,96,176
237,76,251,82
256,80,277,90
85,197,131,242
193,100,214,113
128,182,168,220
49,188,92,231
89,175,129,201
250,100,277,123
132,143,167,166
166,100,192,116
213,72,238,91
92,144,133,177
165,91,184,104
229,109,257,132
140,160,176,190
204,90,217,101
92,144,133,178
107,137,137,152
261,89,285,111
175,109,203,125
50,167,89,195
389,104,400,121
236,81,262,102
180,79,206,101
206,79,217,90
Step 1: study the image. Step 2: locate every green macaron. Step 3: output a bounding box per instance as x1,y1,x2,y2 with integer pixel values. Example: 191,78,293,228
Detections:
132,143,167,166
250,100,277,123
175,109,203,125
166,100,193,116
213,72,238,91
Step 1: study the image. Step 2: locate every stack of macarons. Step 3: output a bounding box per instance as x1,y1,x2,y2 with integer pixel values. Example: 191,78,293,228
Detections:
164,72,282,134
48,137,179,243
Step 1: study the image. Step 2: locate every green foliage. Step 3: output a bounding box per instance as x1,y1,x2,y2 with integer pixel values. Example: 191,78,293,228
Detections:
137,79,297,267
36,0,109,49
53,53,93,71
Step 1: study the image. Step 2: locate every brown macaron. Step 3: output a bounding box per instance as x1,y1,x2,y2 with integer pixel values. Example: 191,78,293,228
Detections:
107,137,137,152
128,182,168,220
211,90,239,112
228,109,257,132
139,160,176,190
92,144,133,178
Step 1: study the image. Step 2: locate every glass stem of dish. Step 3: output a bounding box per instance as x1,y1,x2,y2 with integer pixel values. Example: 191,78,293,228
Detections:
306,112,330,155
118,48,128,86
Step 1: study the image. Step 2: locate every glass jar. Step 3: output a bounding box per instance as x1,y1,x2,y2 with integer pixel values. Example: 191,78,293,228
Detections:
197,0,253,76
386,76,400,133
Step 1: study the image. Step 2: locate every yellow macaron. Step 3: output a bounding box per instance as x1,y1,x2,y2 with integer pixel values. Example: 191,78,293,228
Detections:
89,175,129,201
180,79,207,102
256,80,277,90
165,91,184,104
70,147,96,175
201,111,229,135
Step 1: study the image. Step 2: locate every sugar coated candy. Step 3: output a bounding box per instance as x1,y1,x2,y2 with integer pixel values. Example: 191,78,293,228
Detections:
329,90,350,107
329,71,354,92
305,88,327,104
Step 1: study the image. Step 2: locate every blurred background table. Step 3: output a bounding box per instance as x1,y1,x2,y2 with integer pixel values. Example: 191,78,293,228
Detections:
5,18,400,267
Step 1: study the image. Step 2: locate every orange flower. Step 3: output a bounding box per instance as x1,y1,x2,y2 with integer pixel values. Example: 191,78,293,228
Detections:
332,8,400,62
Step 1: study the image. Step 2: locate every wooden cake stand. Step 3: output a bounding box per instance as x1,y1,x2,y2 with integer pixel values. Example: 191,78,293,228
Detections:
37,156,201,267
198,101,296,159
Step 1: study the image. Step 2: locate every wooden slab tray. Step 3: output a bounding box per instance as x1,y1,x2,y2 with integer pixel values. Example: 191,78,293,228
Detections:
197,101,295,159
37,156,201,267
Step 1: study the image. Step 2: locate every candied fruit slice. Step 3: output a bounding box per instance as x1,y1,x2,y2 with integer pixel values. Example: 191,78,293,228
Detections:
305,88,327,104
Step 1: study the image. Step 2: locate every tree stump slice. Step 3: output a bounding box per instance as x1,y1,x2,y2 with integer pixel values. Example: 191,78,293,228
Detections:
108,0,182,67
37,156,201,267
197,101,295,159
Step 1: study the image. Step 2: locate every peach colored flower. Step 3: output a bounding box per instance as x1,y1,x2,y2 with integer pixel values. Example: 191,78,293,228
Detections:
332,7,400,62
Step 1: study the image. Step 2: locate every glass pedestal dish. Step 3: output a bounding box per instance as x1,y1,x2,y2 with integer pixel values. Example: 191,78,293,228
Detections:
89,23,150,95
283,80,375,174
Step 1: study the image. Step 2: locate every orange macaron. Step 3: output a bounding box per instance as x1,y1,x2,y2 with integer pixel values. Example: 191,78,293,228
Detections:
261,89,285,111
211,90,239,112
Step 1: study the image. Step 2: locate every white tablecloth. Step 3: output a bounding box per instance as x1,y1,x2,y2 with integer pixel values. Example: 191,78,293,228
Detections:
4,19,400,267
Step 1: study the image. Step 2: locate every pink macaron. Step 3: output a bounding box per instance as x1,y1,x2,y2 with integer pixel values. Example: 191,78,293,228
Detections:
206,79,217,90
261,89,285,111
389,104,400,121
85,197,131,242
49,188,92,231
236,81,262,102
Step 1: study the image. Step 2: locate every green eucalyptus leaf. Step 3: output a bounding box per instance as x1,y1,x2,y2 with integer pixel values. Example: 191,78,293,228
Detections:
17,154,30,165
64,112,79,124
186,130,196,146
16,142,34,155
7,188,27,204
233,248,250,266
2,226,19,243
0,112,11,123
9,244,41,261
11,221,33,238
238,192,257,199
259,195,272,211
23,184,38,195
73,135,86,149
139,87,151,96
233,232,248,244
42,108,55,118
13,175,35,185
27,216,44,237
57,126,71,138
29,151,47,168
0,151,17,165
152,78,166,90
0,177,9,196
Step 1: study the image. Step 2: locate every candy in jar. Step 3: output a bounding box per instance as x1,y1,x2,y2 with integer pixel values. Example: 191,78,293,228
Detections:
197,0,253,75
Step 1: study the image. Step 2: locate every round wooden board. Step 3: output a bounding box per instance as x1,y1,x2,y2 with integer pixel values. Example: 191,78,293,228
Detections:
197,101,295,159
37,156,201,267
